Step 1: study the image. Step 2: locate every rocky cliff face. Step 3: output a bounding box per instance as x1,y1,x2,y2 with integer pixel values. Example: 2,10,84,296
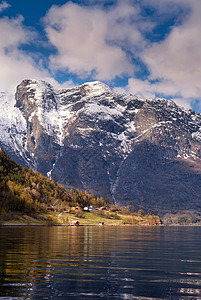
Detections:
1,79,201,214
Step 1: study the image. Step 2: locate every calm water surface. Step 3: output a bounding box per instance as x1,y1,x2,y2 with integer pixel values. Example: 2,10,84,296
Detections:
0,226,201,299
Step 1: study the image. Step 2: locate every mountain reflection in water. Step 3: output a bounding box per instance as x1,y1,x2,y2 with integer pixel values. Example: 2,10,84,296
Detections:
0,226,201,299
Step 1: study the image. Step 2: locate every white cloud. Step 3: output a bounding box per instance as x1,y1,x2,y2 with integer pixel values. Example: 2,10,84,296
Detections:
0,15,75,93
127,78,155,98
172,98,192,110
127,78,180,99
116,0,201,110
126,78,192,109
0,16,48,92
0,16,31,49
0,1,10,13
142,0,201,102
44,1,145,81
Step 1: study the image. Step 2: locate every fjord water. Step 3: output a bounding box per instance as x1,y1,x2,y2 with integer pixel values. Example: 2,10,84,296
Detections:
0,226,201,299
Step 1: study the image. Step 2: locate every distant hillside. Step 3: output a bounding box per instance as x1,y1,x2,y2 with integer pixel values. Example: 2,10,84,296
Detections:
0,149,109,217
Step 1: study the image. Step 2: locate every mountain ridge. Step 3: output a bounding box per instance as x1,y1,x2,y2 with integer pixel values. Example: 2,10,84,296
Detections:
1,79,201,214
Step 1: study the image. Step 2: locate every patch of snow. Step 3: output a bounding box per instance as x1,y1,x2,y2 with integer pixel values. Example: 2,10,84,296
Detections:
28,111,35,122
126,121,136,132
81,81,112,96
183,154,190,159
0,92,27,152
47,163,55,179
192,130,201,141
69,144,81,149
84,103,123,120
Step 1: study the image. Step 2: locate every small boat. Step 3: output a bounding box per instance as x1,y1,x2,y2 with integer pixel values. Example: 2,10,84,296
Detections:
70,220,80,226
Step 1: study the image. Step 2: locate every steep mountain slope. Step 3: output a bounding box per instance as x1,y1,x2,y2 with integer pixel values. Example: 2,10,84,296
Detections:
1,79,201,214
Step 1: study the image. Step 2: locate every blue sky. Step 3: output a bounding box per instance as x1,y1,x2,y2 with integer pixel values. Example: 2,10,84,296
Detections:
0,0,201,112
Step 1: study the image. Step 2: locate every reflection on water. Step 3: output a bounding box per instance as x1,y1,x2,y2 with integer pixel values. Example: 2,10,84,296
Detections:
0,226,201,299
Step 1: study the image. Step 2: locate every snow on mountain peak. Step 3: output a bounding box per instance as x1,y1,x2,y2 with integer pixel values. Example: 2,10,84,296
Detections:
1,78,201,167
0,91,27,156
80,81,112,96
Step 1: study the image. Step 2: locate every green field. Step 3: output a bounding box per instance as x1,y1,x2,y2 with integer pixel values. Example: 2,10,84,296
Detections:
1,210,161,226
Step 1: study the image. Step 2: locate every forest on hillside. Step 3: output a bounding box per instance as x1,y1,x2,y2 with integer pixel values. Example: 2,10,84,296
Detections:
0,149,109,217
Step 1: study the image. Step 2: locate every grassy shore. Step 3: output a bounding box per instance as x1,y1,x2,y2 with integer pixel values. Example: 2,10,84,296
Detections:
0,210,162,226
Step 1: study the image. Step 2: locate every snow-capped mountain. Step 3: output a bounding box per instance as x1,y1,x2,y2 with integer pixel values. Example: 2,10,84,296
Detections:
1,79,201,214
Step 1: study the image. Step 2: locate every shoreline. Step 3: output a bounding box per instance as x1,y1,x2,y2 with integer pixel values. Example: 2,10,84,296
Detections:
1,222,201,227
0,222,160,227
